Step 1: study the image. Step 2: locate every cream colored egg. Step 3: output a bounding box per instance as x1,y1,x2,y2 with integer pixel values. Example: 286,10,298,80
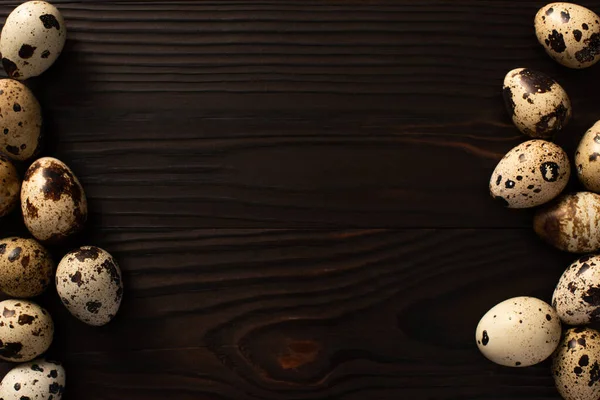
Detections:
21,157,87,243
0,299,53,362
503,68,571,138
0,79,42,161
489,140,570,208
553,255,600,325
0,1,66,80
553,327,600,400
0,359,65,400
0,237,53,298
535,3,600,68
476,296,561,367
0,155,20,217
576,120,600,192
534,192,600,253
56,246,123,326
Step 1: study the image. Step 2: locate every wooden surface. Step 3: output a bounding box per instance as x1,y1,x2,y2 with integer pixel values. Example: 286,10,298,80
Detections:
1,0,599,398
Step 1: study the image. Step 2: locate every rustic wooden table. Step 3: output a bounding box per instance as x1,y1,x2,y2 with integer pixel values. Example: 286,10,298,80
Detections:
1,0,598,398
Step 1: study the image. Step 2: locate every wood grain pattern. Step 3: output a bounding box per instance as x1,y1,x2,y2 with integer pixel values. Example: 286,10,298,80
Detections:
0,0,591,398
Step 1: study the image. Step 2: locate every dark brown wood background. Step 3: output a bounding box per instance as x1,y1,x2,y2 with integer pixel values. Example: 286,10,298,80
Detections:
1,0,600,398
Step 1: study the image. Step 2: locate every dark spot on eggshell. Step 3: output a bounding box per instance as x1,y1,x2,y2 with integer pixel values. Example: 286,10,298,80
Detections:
575,33,600,63
31,364,43,372
0,340,22,359
505,180,515,189
5,145,19,155
39,14,60,30
575,366,583,375
74,247,100,262
536,103,569,135
17,314,34,325
518,69,555,94
20,255,29,268
12,103,20,112
590,361,600,387
14,382,20,391
496,175,502,186
0,244,7,255
583,287,600,306
547,30,567,53
561,10,570,23
584,23,589,30
31,328,42,337
482,330,489,346
41,162,82,203
519,154,526,162
546,7,554,15
7,247,20,262
18,45,35,59
502,86,516,116
70,271,83,287
20,396,31,400
540,161,560,182
590,153,600,162
579,338,588,347
546,314,552,321
25,199,38,219
86,301,102,314
41,50,50,59
2,58,19,79
574,29,583,42
580,355,590,366
48,369,58,378
48,382,61,394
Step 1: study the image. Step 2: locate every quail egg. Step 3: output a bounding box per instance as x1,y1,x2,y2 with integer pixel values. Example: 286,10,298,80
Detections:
476,296,561,367
535,2,600,68
0,359,65,400
503,68,571,138
0,237,53,298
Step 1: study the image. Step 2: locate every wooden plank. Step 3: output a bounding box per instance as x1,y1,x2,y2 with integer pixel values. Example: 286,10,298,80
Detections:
16,228,571,399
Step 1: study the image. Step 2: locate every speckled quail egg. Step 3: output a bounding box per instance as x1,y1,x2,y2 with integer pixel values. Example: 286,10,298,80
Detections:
553,254,600,324
476,296,561,367
0,359,65,400
0,79,42,161
0,1,66,80
535,3,600,68
0,299,53,362
489,140,570,208
21,157,87,243
534,192,600,253
553,327,600,400
56,246,123,326
0,155,20,217
576,120,600,192
0,237,53,298
503,68,571,138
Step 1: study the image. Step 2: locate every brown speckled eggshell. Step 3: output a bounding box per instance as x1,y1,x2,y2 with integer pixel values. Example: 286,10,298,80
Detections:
476,296,561,367
0,79,42,161
0,237,53,298
0,359,65,400
0,154,20,217
489,140,570,208
0,299,53,362
553,255,600,325
534,192,600,253
56,246,123,326
553,327,600,400
503,68,571,138
576,120,600,192
21,157,87,243
535,3,600,69
0,1,66,80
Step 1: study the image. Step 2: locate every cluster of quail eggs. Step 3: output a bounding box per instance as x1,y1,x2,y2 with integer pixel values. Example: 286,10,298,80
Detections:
478,3,600,400
0,2,125,399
